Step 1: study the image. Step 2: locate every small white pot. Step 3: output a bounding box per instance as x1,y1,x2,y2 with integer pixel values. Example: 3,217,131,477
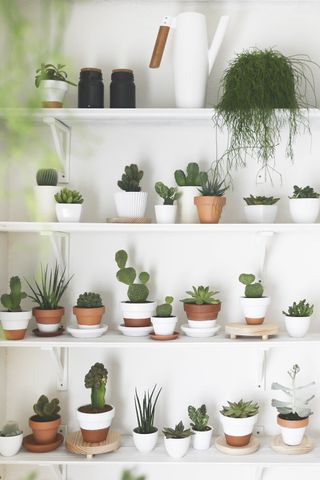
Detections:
240,297,270,324
220,413,257,438
120,302,156,319
77,405,115,431
151,316,177,335
192,426,213,450
177,186,199,223
0,433,23,457
115,192,148,218
133,428,158,453
36,322,60,333
289,198,320,224
154,205,177,224
34,186,60,222
39,80,68,105
284,315,311,338
164,436,191,458
244,205,278,224
188,319,216,329
0,311,32,340
277,416,308,446
56,203,82,222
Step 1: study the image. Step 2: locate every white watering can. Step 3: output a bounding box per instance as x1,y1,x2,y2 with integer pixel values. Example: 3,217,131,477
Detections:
150,13,229,108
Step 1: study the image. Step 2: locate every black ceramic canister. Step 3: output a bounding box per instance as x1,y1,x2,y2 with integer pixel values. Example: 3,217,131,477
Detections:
78,68,104,108
110,69,135,108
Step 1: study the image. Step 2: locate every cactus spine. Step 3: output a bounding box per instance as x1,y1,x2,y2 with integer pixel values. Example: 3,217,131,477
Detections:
115,250,150,302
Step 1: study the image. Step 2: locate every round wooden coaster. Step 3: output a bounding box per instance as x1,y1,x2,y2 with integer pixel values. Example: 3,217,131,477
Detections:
271,435,313,454
215,435,260,455
23,433,63,453
149,332,179,341
107,217,152,224
33,326,64,337
225,323,278,341
65,430,120,458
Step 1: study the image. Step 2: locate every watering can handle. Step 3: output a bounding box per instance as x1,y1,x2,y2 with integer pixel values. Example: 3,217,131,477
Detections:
149,16,172,68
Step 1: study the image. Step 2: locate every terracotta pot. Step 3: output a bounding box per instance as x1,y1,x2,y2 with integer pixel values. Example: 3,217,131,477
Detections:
194,196,226,224
120,301,155,327
33,307,64,333
183,303,221,321
29,415,61,445
220,413,258,447
225,433,252,447
277,415,309,446
0,311,32,340
124,318,151,327
73,306,105,329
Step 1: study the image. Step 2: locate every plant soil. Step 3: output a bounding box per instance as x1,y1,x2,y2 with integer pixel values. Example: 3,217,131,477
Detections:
78,404,113,414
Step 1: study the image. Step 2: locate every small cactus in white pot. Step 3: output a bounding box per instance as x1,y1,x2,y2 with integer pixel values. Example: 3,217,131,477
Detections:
239,273,270,325
163,421,194,458
154,182,180,224
115,164,147,218
55,188,84,222
283,299,313,338
34,168,60,221
151,297,177,336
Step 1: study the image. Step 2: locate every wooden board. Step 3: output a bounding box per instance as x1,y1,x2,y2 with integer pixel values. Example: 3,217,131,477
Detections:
271,435,313,455
215,436,260,455
107,217,151,224
225,323,279,341
65,430,120,458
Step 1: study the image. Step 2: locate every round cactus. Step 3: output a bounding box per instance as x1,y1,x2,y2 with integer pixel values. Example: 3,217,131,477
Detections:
128,284,149,303
239,273,263,298
115,249,151,303
77,292,103,308
36,168,58,186
156,296,174,317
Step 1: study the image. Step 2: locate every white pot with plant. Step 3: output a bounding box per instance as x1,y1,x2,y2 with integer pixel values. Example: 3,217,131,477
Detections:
272,364,315,446
239,274,270,325
289,186,320,223
55,188,84,222
35,63,76,108
0,422,23,457
151,297,177,335
188,404,212,450
0,276,32,340
115,164,148,218
133,385,161,453
73,292,105,329
163,421,194,458
34,169,60,222
220,400,259,447
194,167,228,224
283,299,313,338
154,182,179,224
243,195,280,223
174,162,208,223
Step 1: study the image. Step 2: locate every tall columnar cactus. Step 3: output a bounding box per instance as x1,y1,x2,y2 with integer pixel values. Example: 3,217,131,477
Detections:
33,395,60,420
118,164,143,192
174,162,208,187
115,250,150,303
36,168,58,186
239,273,263,298
84,362,108,411
156,296,173,317
1,276,27,312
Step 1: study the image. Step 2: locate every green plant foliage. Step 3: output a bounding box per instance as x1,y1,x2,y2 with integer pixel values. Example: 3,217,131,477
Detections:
181,286,220,305
155,296,174,317
163,421,194,439
115,250,150,302
220,400,259,418
36,168,58,186
76,292,103,308
0,421,22,437
118,164,143,192
35,63,76,87
134,385,162,434
121,470,146,480
174,163,208,187
84,362,108,411
1,276,27,312
243,195,280,205
282,299,314,317
188,404,209,432
289,185,320,199
33,395,60,420
55,188,83,204
239,273,264,298
154,182,180,205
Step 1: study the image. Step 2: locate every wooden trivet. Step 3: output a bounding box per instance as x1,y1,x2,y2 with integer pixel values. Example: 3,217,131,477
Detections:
65,430,120,458
225,323,278,341
107,217,151,224
271,435,313,454
215,435,260,455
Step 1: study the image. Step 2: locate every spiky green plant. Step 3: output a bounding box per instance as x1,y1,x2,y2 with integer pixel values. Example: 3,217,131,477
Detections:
289,186,320,199
134,385,162,434
84,362,108,411
188,404,209,432
220,400,259,418
26,263,72,309
1,276,27,312
163,421,194,439
121,471,146,480
244,195,280,205
282,299,314,317
76,292,103,308
239,273,264,298
115,250,150,303
181,286,220,305
155,296,174,317
36,169,58,186
118,164,143,192
35,63,76,87
55,188,83,204
155,182,180,205
175,163,208,187
33,395,60,421
0,421,22,437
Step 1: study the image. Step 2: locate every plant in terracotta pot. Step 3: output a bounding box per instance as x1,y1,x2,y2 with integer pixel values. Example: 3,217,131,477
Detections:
0,421,23,457
0,276,31,340
26,263,72,333
35,63,76,108
239,274,270,325
73,292,105,329
151,296,177,336
77,362,115,443
29,395,61,445
272,364,315,446
115,164,147,218
188,404,212,451
55,188,84,223
288,186,320,223
133,385,162,453
154,182,180,224
282,299,313,338
181,286,221,327
34,169,60,222
194,168,229,224
220,399,259,447
163,421,194,458
115,249,155,328
174,163,208,223
243,195,280,224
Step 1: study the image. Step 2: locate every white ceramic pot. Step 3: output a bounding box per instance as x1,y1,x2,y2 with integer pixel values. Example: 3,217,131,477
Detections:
244,205,278,224
114,192,148,218
120,302,156,319
164,436,191,458
133,428,158,453
177,186,199,223
34,186,60,222
289,198,320,224
36,322,60,333
191,426,213,450
151,316,177,335
77,405,115,432
284,315,311,338
154,205,177,224
220,413,257,445
39,80,68,104
277,416,308,446
240,297,270,324
0,311,32,340
56,203,82,222
0,433,23,457
188,319,216,329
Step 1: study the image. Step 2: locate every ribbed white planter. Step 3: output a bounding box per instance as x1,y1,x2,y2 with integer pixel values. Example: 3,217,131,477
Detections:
0,311,32,340
133,429,158,453
34,186,60,221
0,433,23,457
191,426,213,450
164,436,191,458
120,302,156,319
39,80,68,105
277,416,308,446
155,205,177,224
240,297,270,324
284,315,311,338
77,405,115,432
56,204,82,222
151,316,177,335
177,186,199,223
289,198,320,223
115,192,148,218
244,205,278,224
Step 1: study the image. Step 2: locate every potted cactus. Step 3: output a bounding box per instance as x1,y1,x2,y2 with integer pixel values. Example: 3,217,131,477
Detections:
188,404,212,450
239,274,270,325
115,250,155,327
35,63,76,108
34,168,60,222
151,296,176,336
29,395,61,445
272,364,315,446
73,292,105,329
163,421,194,458
282,299,313,338
115,164,147,218
0,421,23,457
133,385,161,453
194,168,229,224
181,286,221,326
154,182,180,224
55,188,84,222
220,400,259,447
77,362,115,443
243,195,280,224
0,276,31,340
174,163,208,223
289,186,320,223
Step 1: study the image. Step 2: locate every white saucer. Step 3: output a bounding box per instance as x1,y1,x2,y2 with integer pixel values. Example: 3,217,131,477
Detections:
67,324,108,338
118,325,154,337
181,324,220,338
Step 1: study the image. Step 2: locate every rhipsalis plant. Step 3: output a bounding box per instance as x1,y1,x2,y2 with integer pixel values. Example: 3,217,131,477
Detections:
55,188,83,204
33,395,60,421
283,299,314,317
115,250,150,303
118,164,143,192
289,186,320,199
155,296,174,317
1,276,27,312
239,274,264,298
85,362,108,411
134,385,162,434
188,404,210,432
181,286,220,305
76,292,103,308
175,162,208,187
0,421,22,437
155,182,180,205
35,63,76,87
220,400,259,418
271,364,315,419
36,168,58,186
244,195,280,206
162,421,194,439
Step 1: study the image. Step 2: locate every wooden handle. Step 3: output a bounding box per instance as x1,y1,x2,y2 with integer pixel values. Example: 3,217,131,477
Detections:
149,25,170,68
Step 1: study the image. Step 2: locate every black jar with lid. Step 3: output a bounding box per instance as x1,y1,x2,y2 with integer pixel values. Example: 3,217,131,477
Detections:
78,68,104,108
110,69,135,108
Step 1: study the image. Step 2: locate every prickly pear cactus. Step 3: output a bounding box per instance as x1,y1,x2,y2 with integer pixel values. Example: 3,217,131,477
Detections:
174,162,208,187
1,276,27,312
239,273,264,298
115,250,150,302
156,296,173,317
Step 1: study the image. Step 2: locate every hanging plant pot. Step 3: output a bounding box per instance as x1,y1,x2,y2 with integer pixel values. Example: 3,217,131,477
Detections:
194,196,226,224
33,307,64,333
277,415,308,446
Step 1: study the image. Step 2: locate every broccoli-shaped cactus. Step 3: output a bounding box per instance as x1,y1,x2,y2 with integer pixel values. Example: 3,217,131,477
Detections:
118,164,143,192
188,404,209,432
77,292,103,308
54,188,84,204
156,296,173,317
115,250,150,303
36,168,58,186
174,163,208,187
1,276,27,312
154,182,180,205
85,362,108,411
162,421,194,439
239,274,263,298
0,421,22,437
33,395,60,420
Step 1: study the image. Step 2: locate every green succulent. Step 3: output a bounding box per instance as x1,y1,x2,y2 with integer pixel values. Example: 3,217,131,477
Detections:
84,362,108,411
289,185,320,199
181,286,220,305
55,188,83,204
118,164,143,192
220,400,259,418
76,292,103,308
162,421,194,439
36,168,58,186
115,250,150,303
174,162,208,187
244,195,280,205
155,296,174,317
134,385,162,434
283,299,314,317
188,404,209,432
239,273,264,298
35,63,76,87
198,178,228,197
0,421,22,437
1,276,27,312
155,182,180,205
33,395,60,420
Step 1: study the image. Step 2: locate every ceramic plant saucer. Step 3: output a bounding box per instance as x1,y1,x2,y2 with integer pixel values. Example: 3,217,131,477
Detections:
118,325,153,337
67,324,108,338
181,324,220,338
149,332,179,341
23,433,64,453
32,326,64,337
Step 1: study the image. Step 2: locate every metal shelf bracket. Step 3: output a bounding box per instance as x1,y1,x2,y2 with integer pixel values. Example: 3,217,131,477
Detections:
39,231,70,273
257,348,269,390
41,347,68,391
49,465,67,480
254,467,266,480
43,117,70,183
257,231,274,280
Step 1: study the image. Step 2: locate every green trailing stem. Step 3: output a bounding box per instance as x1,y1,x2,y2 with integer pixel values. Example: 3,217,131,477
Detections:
77,292,103,308
188,404,209,431
174,162,208,187
55,188,83,204
36,168,58,186
33,395,60,420
282,299,314,317
118,164,143,192
156,296,173,317
181,286,220,305
239,273,264,298
243,195,280,206
289,185,320,199
1,276,27,312
154,182,180,205
115,250,150,302
84,362,108,410
220,400,259,418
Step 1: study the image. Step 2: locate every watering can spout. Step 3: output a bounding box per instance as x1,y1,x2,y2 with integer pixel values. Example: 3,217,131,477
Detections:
208,16,229,74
